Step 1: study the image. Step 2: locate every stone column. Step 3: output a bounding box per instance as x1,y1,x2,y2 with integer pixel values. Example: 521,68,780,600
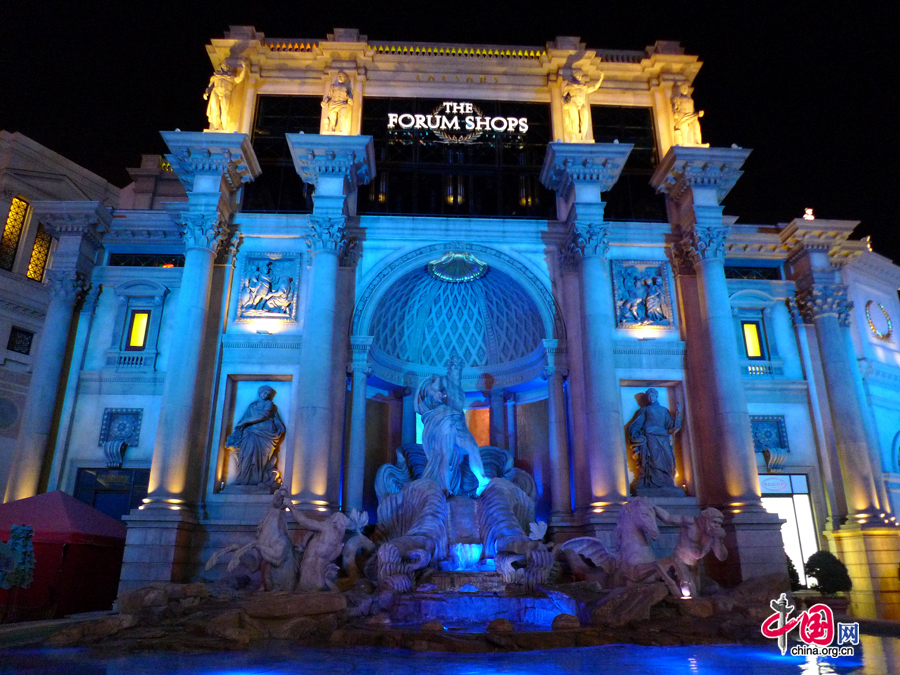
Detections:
401,388,417,445
285,135,375,507
651,146,786,585
543,339,571,517
344,336,373,512
146,133,260,505
540,143,633,514
4,201,110,503
117,133,259,596
650,147,760,506
489,389,506,449
782,219,900,619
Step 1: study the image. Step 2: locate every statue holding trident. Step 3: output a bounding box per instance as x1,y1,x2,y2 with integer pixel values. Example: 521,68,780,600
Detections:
415,355,491,496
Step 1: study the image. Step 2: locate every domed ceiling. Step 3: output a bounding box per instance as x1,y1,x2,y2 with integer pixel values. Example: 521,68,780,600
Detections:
370,253,545,369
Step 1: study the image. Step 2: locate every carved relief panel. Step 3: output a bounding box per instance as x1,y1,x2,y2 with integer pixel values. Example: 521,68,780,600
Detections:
611,260,674,328
236,254,301,323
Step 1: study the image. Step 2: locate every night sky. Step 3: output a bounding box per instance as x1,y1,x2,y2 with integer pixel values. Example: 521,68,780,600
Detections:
2,2,898,263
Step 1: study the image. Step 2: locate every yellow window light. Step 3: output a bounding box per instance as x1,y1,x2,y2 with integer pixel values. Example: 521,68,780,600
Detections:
742,322,762,358
129,311,150,349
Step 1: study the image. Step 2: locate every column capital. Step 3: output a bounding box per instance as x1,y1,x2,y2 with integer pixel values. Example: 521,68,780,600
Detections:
45,269,88,303
161,131,261,194
176,211,227,253
678,224,729,264
540,142,633,197
307,215,348,254
650,145,751,205
349,335,375,361
285,134,375,192
795,283,853,326
565,221,611,260
542,338,567,371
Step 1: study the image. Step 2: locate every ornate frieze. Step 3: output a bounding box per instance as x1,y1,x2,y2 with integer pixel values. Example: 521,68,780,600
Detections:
161,132,261,192
306,216,346,253
794,284,853,326
236,254,300,322
178,212,226,252
45,269,87,303
539,143,632,197
612,261,674,328
285,135,375,191
650,146,750,204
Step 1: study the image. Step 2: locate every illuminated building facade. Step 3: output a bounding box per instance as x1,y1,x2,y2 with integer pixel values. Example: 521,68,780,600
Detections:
1,27,899,619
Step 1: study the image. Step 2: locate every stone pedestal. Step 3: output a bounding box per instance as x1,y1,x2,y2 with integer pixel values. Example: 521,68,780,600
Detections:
829,528,900,620
118,507,199,597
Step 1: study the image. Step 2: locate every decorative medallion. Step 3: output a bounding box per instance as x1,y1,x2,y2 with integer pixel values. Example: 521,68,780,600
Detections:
865,300,893,341
611,260,674,328
750,416,789,454
236,254,301,322
99,408,143,447
427,251,488,283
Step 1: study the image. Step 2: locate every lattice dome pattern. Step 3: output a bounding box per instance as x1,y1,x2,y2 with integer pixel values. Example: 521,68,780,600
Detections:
371,267,545,368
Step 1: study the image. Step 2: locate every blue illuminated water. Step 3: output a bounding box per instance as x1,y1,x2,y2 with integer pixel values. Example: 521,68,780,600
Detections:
2,639,899,675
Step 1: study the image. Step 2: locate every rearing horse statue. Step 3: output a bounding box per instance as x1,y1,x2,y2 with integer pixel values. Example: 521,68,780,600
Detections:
560,497,680,595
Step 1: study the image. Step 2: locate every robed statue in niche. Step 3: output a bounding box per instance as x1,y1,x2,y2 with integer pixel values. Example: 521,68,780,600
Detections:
415,355,491,496
627,388,682,493
226,385,286,488
203,59,247,132
321,72,353,135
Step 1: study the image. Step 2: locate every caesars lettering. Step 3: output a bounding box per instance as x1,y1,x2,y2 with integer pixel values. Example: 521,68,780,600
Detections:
387,102,529,135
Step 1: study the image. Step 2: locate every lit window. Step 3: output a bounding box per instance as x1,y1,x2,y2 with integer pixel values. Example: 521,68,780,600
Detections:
1,197,29,271
760,474,818,586
741,321,766,360
126,311,150,351
26,224,52,281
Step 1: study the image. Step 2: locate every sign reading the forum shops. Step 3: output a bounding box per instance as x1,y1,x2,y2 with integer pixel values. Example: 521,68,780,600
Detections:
387,102,529,143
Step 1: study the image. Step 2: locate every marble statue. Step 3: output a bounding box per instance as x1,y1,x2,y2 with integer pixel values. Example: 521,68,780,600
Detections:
561,70,602,142
477,478,553,588
627,388,682,491
341,509,376,583
374,443,543,590
0,525,35,590
206,489,350,593
561,498,681,595
321,72,353,134
654,506,727,597
415,356,491,496
226,385,286,488
672,82,705,147
203,59,247,132
206,488,301,592
287,504,350,592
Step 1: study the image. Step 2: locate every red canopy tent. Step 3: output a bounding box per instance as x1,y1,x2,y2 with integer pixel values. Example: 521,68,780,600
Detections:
0,491,126,621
